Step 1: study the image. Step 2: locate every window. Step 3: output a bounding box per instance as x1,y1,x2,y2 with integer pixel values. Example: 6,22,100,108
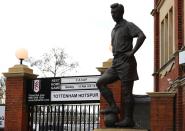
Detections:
160,7,174,67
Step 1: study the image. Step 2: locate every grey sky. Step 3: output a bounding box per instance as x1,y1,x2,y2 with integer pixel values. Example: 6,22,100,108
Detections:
0,0,154,94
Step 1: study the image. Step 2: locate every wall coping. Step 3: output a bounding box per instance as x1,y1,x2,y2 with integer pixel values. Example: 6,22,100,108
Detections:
96,58,112,74
3,64,38,79
147,92,176,97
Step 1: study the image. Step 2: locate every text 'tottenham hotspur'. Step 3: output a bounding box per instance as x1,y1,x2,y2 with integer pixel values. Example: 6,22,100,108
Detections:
53,92,99,98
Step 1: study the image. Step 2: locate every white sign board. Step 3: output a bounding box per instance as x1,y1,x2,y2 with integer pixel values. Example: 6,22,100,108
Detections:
61,76,100,83
0,106,5,128
179,50,185,64
51,90,100,101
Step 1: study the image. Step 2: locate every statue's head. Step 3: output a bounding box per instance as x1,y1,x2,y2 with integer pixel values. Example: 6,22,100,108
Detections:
110,3,124,23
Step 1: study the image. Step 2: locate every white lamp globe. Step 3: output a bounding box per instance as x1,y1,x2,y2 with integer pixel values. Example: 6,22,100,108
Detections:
15,48,28,64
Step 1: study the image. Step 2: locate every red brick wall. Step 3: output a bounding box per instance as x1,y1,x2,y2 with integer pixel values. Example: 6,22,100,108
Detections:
149,93,175,131
176,87,183,131
153,0,183,91
5,77,28,131
99,80,122,128
153,0,185,130
183,86,185,130
153,11,160,92
176,1,184,130
174,0,183,50
158,62,179,92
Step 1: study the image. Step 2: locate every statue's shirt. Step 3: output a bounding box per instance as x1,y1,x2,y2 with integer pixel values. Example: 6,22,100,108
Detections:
109,19,143,81
111,19,142,57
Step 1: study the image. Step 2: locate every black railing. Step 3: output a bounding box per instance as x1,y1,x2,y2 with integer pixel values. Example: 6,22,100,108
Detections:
28,104,100,131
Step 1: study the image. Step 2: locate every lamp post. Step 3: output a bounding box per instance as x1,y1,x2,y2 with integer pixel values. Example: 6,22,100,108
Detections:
15,48,28,65
3,48,37,131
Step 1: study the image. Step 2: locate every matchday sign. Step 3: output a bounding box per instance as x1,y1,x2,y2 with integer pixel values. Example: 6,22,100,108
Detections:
27,75,100,103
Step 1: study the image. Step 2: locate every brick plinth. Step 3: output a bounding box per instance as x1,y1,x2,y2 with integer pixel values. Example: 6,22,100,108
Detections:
3,65,37,131
148,92,175,131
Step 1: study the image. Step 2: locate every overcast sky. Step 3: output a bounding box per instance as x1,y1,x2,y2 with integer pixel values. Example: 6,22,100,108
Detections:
0,0,154,94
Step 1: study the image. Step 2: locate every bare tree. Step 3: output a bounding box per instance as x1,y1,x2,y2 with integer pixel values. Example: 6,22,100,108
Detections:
0,76,6,103
27,48,78,77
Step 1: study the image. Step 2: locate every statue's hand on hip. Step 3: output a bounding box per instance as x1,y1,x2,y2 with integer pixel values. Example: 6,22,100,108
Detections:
124,50,134,62
125,50,134,57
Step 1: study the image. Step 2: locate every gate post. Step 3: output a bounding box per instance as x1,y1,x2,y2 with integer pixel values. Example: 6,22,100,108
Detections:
3,64,37,131
148,92,175,131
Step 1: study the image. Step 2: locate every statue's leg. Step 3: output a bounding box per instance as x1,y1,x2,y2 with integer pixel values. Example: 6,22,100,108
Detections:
96,70,119,114
115,81,135,127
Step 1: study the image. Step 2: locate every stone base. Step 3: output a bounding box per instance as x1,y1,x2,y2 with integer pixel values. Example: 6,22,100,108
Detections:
94,128,149,131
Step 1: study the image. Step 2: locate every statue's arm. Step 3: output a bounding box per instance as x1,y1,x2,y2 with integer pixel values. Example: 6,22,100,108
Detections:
125,31,146,57
125,22,146,57
132,31,146,55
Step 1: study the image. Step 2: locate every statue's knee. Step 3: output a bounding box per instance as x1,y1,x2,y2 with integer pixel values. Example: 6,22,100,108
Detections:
96,80,101,89
96,80,107,93
96,78,104,89
96,84,105,93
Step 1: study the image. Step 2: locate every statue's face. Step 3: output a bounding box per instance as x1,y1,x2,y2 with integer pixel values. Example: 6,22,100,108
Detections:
111,8,122,23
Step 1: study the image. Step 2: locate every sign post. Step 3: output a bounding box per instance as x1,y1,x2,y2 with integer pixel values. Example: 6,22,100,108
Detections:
27,75,100,104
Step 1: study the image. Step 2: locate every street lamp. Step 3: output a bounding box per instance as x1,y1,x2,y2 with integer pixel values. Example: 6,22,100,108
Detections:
15,48,28,65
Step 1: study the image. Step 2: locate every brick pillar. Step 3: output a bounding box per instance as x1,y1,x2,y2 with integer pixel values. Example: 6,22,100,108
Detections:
97,59,123,128
151,2,160,92
176,86,183,131
148,92,175,131
3,64,37,131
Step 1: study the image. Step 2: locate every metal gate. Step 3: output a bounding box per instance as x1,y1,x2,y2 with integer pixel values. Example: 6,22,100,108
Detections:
27,76,100,131
28,103,100,131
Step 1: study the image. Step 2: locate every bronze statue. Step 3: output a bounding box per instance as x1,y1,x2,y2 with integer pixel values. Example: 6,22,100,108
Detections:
96,3,146,127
